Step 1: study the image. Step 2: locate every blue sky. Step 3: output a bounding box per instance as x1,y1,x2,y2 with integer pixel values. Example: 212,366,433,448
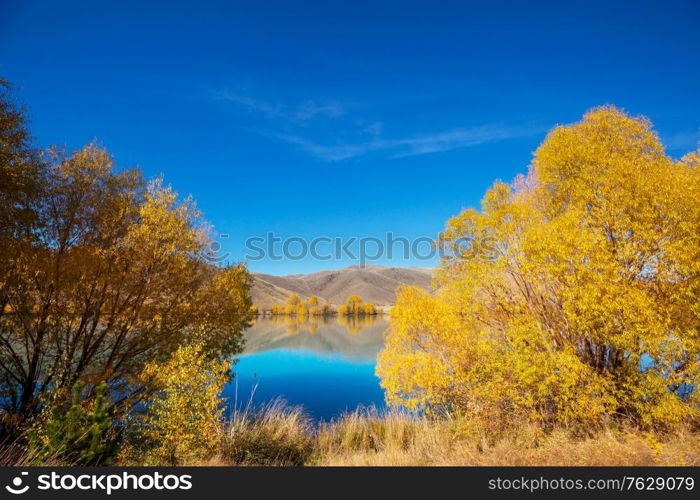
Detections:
1,0,698,274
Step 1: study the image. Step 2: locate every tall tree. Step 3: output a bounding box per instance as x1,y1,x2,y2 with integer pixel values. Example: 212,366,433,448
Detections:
378,107,700,430
0,89,253,429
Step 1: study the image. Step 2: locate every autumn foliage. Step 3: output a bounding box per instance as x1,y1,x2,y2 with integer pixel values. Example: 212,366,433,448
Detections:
0,82,253,437
270,295,333,316
135,340,229,465
378,107,700,431
337,295,378,316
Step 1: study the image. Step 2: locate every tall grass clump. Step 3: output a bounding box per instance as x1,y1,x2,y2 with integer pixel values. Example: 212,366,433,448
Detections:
218,399,314,466
0,435,74,466
316,407,424,456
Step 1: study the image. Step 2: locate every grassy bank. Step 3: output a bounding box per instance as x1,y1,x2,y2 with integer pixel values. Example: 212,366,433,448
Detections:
198,401,699,467
4,400,697,466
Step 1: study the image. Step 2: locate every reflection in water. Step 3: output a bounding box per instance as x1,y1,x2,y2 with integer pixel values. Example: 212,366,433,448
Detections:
243,315,385,361
262,314,379,337
223,316,388,420
336,314,378,334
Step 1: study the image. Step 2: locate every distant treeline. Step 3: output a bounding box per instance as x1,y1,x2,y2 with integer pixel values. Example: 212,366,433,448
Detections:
258,294,380,316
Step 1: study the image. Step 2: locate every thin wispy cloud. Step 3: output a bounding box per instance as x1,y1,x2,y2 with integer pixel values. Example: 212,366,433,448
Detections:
294,100,344,120
277,124,541,161
215,90,344,122
273,134,373,161
390,124,538,158
214,89,541,161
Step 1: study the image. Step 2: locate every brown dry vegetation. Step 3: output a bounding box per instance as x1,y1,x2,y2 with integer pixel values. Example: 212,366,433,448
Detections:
199,403,699,467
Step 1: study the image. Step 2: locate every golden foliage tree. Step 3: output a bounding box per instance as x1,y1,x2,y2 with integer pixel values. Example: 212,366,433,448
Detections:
339,295,378,316
0,88,253,426
271,295,333,317
346,295,362,309
138,340,228,465
378,107,700,430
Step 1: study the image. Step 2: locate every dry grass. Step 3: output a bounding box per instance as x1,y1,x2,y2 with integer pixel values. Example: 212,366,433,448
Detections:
313,408,700,466
7,402,697,466
0,439,69,466
205,403,699,466
214,398,314,466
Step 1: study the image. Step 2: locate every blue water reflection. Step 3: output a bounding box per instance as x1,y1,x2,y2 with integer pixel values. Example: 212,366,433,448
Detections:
222,316,388,420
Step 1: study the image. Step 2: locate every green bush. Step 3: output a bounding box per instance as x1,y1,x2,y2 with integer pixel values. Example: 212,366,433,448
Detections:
29,381,120,465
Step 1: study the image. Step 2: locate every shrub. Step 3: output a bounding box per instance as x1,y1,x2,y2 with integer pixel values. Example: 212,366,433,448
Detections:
28,381,119,465
135,342,229,465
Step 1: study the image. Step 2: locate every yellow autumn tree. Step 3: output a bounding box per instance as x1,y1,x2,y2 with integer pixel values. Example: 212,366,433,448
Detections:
362,303,377,315
0,82,253,440
378,106,700,431
346,295,362,315
138,340,229,465
338,295,378,316
0,139,253,426
270,295,334,316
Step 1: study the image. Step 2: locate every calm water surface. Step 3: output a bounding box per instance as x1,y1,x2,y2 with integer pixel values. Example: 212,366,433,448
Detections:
222,316,388,420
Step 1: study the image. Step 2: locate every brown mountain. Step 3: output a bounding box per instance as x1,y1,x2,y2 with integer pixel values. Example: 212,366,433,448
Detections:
251,265,434,310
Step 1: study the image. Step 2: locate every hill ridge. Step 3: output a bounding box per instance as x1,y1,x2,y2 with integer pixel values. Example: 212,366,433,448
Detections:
251,265,434,310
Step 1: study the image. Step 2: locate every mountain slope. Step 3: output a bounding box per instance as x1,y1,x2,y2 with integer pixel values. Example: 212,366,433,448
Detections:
251,265,433,309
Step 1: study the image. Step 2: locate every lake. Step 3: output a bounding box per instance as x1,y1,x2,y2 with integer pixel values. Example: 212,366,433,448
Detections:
222,315,388,420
